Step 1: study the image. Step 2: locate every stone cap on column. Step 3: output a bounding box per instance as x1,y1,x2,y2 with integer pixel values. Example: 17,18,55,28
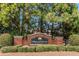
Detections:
14,36,23,39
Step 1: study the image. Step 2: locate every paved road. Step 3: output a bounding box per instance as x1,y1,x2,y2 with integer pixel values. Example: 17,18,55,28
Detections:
0,51,79,56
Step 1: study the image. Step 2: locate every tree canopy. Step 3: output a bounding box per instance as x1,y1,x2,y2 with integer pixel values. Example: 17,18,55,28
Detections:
0,3,79,36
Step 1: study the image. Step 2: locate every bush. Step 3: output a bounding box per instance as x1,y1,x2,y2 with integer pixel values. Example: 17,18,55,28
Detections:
18,47,28,52
36,45,57,52
1,46,18,53
36,46,45,52
69,34,79,46
66,46,79,52
15,45,22,48
1,45,79,53
74,46,79,52
66,46,76,51
27,46,36,52
0,33,13,46
57,46,66,51
18,46,36,52
0,45,2,49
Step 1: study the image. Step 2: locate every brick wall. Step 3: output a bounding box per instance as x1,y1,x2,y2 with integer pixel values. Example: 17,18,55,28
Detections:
14,36,23,45
52,37,64,45
14,33,64,45
27,33,52,44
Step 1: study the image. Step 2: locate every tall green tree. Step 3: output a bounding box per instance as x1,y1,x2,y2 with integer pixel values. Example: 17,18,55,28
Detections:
0,3,79,36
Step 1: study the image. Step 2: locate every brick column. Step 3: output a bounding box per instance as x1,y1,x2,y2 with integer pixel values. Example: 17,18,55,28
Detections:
48,35,53,44
54,36,64,45
22,36,28,45
14,36,23,45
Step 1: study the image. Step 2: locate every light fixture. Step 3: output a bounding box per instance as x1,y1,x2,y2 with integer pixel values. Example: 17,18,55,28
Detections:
38,37,42,40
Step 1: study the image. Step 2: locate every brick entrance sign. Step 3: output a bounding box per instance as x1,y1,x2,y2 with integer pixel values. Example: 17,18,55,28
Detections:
14,33,64,45
27,33,52,45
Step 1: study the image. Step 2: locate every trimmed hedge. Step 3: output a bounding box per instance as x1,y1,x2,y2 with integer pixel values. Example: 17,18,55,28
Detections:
36,45,57,52
18,46,36,52
0,33,13,46
1,45,79,53
0,45,22,53
1,46,17,53
74,46,79,52
57,46,66,51
0,45,2,49
18,47,28,52
66,46,79,52
27,46,36,52
15,45,22,48
66,46,76,51
69,34,79,46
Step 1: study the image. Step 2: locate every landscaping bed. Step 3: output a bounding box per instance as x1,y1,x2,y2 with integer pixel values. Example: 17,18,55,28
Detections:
1,51,79,56
0,33,79,53
1,45,79,53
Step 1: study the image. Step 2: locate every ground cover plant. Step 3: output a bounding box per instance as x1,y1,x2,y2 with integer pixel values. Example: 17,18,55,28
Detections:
1,45,79,53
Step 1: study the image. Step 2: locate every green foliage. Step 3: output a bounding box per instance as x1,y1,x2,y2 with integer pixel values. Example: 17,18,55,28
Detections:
66,46,76,51
18,46,28,52
1,45,79,53
0,4,29,35
36,45,57,52
27,46,36,52
69,34,79,46
36,46,44,52
0,3,79,36
1,46,18,53
0,33,13,46
18,46,36,52
57,46,66,51
0,45,2,49
74,46,79,52
66,46,79,51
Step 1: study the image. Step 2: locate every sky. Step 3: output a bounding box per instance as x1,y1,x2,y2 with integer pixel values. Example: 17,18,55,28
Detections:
77,3,79,10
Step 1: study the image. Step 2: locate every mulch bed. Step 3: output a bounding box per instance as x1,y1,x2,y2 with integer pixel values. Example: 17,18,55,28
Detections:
0,51,79,56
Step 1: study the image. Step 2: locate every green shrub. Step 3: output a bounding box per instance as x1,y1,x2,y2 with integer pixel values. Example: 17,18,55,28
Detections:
27,46,36,52
66,46,76,51
1,45,79,52
74,46,79,52
35,45,44,52
1,46,18,53
57,46,66,51
0,33,13,46
18,47,28,52
66,46,79,52
69,34,79,46
15,45,22,48
46,45,57,51
17,47,23,52
0,45,2,49
18,46,36,52
36,45,57,52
